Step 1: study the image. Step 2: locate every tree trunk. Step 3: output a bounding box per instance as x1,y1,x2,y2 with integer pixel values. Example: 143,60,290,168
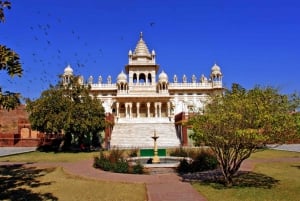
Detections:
224,174,233,187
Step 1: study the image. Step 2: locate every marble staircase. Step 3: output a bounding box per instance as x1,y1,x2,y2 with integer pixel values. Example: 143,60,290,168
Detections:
110,118,180,148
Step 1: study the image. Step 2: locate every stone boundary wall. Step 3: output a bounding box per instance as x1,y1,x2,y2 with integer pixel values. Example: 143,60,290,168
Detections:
0,133,41,147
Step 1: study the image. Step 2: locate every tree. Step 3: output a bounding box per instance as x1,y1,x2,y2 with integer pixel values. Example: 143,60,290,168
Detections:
0,1,11,23
189,83,300,187
26,76,106,151
0,1,23,110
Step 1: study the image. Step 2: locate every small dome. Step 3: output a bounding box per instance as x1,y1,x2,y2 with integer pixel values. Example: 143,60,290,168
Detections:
159,70,168,82
64,64,73,75
211,63,222,77
117,71,127,83
211,63,221,72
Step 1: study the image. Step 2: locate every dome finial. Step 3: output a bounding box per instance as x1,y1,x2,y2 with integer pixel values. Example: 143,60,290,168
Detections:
140,32,143,39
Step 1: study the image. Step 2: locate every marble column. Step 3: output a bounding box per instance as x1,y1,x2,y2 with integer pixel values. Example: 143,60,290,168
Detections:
129,102,132,118
136,102,140,118
125,103,129,118
167,102,171,117
147,102,150,117
158,102,162,117
116,102,119,118
154,102,158,117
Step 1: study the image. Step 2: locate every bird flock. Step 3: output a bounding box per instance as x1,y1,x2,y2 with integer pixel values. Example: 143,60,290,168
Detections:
1,7,157,100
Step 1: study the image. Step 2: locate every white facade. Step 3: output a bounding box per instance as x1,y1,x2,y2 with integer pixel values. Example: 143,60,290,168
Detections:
63,33,223,120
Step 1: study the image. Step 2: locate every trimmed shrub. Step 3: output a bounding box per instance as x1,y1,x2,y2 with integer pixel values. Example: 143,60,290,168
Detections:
190,151,218,172
176,148,218,174
113,159,129,173
169,148,188,157
94,152,113,171
177,159,191,173
131,162,144,174
128,148,139,157
93,149,144,174
109,148,125,163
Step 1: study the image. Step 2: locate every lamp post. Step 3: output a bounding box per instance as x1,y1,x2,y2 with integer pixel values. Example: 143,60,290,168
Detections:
151,130,160,163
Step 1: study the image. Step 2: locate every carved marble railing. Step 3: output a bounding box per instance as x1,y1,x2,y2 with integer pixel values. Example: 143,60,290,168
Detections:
90,83,117,90
168,82,220,89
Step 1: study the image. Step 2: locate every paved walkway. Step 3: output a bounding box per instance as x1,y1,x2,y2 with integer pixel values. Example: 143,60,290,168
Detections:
0,147,37,157
0,159,207,201
0,148,207,201
1,144,300,201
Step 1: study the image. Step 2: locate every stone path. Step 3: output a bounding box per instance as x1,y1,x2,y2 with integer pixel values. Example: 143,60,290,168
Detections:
0,158,207,201
0,147,36,156
1,144,300,201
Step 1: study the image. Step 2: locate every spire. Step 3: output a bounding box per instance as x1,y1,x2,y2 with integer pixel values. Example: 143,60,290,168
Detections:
134,32,151,57
140,32,143,39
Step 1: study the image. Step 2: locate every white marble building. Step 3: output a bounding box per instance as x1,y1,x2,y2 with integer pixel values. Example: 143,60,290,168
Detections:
62,33,223,148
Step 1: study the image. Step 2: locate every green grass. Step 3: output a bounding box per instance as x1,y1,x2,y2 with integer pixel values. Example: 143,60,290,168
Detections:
191,149,300,201
250,148,300,159
0,151,100,162
0,165,147,201
0,150,147,201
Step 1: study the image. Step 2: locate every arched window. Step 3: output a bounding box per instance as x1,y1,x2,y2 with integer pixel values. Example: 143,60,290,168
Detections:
148,73,152,83
133,73,137,83
139,73,146,83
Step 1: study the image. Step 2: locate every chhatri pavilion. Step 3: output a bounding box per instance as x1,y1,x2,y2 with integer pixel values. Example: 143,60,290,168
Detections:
62,33,223,148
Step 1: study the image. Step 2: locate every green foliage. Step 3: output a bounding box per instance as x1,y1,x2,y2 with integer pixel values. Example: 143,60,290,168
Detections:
26,75,106,150
189,84,300,186
0,45,22,77
94,153,112,171
0,2,23,110
94,149,144,174
177,159,190,173
190,150,218,172
128,148,139,157
177,149,218,174
0,1,11,23
0,90,20,110
108,148,125,164
169,147,203,159
169,147,188,157
113,159,129,173
293,112,300,140
131,162,144,174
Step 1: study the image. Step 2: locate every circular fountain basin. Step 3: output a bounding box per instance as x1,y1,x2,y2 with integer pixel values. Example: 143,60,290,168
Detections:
127,156,192,168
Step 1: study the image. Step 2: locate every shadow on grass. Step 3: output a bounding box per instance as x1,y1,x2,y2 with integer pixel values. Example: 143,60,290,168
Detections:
181,169,279,189
291,165,300,169
0,164,58,200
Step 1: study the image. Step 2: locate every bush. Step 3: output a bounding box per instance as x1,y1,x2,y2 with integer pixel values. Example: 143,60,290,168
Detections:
93,149,144,174
176,149,218,174
190,151,218,172
94,152,113,171
128,148,139,157
169,148,188,157
113,159,129,173
131,162,144,174
177,159,191,173
109,148,125,163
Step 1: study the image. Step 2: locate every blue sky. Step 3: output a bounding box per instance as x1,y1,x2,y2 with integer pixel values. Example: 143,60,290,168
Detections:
1,0,299,100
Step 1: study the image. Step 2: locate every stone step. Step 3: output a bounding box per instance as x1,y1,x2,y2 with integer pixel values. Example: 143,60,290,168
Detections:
110,121,180,148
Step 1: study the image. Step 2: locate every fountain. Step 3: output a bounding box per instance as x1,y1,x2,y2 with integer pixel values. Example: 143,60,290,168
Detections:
151,130,160,164
127,130,193,172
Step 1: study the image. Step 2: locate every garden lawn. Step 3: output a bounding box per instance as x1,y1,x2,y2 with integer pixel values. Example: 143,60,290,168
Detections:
192,150,300,201
0,165,147,201
0,151,99,162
